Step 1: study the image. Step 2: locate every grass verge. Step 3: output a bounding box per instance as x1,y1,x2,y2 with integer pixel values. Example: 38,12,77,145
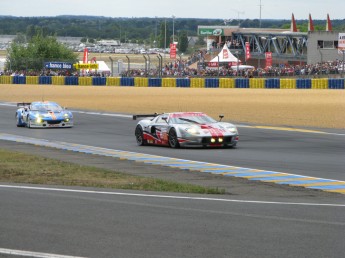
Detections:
0,149,225,194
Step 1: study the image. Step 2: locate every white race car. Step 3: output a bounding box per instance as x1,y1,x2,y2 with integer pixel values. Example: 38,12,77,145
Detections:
134,112,239,148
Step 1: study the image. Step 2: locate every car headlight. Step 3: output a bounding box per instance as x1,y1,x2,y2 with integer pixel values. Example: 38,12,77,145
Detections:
36,116,42,123
227,127,238,134
185,127,201,135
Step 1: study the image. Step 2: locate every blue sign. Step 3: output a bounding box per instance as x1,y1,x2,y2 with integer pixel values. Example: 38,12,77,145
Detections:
44,62,73,69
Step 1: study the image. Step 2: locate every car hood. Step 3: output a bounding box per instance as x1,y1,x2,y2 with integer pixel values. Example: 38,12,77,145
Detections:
178,122,237,136
29,110,72,119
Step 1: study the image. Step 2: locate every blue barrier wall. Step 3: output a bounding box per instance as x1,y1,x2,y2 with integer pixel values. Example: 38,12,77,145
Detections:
176,78,190,88
120,77,135,86
39,76,52,85
12,76,26,84
328,79,345,89
65,76,79,86
296,78,312,89
92,77,107,86
265,78,280,89
205,78,219,88
148,78,162,87
236,78,249,88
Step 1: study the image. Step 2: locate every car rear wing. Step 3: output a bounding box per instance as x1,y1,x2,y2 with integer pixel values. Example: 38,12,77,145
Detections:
17,102,31,107
132,113,159,120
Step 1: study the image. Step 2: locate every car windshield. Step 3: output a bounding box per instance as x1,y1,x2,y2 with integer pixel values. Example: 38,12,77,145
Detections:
169,113,217,124
31,102,62,112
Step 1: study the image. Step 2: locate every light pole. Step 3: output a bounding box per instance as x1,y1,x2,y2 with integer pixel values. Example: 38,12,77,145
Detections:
172,15,175,44
235,51,240,76
164,18,167,60
155,16,158,47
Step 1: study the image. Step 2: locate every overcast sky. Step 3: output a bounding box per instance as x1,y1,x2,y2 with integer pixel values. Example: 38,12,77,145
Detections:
1,0,343,20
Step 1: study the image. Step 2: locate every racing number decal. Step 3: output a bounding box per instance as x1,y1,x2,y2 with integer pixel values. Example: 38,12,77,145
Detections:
49,111,57,120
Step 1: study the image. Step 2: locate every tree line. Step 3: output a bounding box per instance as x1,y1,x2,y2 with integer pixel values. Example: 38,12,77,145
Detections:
1,15,344,46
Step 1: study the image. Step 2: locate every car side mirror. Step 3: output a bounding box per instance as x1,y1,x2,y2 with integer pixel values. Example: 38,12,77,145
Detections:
219,114,224,122
162,116,169,124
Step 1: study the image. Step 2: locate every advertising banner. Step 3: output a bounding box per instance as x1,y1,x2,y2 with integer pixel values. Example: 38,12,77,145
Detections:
207,62,219,67
44,62,72,69
245,42,251,60
83,48,89,63
338,33,345,54
265,52,272,67
198,28,224,36
73,63,99,69
170,43,177,59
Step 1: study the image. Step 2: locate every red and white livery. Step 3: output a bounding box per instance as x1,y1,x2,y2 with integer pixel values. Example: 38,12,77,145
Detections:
133,112,239,148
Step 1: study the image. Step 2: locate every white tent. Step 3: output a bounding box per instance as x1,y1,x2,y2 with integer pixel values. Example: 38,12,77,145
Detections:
95,61,111,73
209,44,241,64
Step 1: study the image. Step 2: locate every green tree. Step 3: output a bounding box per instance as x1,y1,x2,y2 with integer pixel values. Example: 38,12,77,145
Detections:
13,33,27,44
178,31,189,53
7,33,78,71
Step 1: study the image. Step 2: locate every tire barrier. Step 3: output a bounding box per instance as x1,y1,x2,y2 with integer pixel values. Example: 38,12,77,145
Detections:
219,78,235,88
265,78,280,89
236,78,249,88
328,78,345,89
190,78,205,88
0,75,12,84
78,77,92,86
311,78,328,89
250,78,265,89
92,77,106,86
65,76,79,86
148,78,162,87
280,79,296,89
176,78,190,88
25,76,39,85
205,78,219,88
39,76,52,85
120,77,134,87
106,77,121,86
162,78,176,87
296,78,312,89
1,76,344,89
52,76,65,85
134,77,148,87
12,76,26,84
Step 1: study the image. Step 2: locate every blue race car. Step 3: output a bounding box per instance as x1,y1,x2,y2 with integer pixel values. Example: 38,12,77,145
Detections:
16,101,74,128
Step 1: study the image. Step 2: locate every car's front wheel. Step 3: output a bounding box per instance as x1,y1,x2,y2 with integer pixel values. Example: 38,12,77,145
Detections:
16,113,24,127
135,125,147,146
26,115,32,128
168,128,180,148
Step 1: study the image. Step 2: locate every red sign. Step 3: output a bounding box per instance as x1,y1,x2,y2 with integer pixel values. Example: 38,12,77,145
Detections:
265,52,272,67
208,62,219,67
223,48,229,59
170,43,177,59
245,42,251,60
83,48,88,63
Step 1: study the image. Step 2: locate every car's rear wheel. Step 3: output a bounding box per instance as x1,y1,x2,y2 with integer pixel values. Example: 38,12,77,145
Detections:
135,125,147,146
168,128,180,148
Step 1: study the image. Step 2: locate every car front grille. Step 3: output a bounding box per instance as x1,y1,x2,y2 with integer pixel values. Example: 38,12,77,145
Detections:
46,120,62,125
201,136,232,144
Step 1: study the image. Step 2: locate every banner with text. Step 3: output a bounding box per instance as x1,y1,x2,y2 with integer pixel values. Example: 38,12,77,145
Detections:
265,52,272,67
170,43,177,59
245,42,251,61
